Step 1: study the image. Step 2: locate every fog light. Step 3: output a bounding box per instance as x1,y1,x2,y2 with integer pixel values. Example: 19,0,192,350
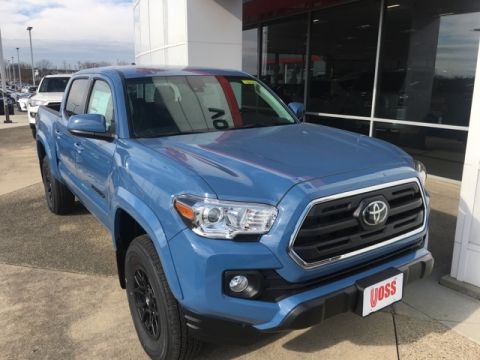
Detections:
229,275,249,293
224,271,263,299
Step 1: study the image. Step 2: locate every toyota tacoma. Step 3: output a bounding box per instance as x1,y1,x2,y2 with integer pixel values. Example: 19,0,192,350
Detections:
35,66,433,360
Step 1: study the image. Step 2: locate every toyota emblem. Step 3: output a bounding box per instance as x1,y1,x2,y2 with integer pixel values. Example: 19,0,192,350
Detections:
362,200,389,227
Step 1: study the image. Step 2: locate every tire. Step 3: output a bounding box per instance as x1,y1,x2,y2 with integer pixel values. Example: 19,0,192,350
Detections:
125,235,202,360
31,126,36,139
41,156,75,215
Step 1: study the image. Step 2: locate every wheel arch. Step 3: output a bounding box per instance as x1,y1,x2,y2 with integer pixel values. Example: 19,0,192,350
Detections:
36,140,46,176
36,132,60,179
112,188,183,300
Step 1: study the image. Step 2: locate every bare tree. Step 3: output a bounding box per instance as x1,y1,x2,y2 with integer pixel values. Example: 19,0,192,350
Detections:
36,59,53,70
77,61,112,70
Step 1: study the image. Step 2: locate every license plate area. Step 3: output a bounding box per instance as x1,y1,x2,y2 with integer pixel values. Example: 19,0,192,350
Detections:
356,268,404,317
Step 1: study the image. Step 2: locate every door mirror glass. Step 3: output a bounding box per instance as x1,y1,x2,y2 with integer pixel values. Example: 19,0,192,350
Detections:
288,102,305,121
67,113,110,139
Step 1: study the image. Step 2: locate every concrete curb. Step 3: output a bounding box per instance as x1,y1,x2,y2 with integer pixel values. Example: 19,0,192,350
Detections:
440,275,480,301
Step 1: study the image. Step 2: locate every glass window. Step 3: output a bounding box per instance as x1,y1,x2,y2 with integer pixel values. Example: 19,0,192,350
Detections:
65,79,89,117
260,15,308,104
307,115,370,135
307,0,381,116
39,77,70,93
373,122,467,180
87,80,114,132
242,28,258,76
376,0,480,127
125,76,296,138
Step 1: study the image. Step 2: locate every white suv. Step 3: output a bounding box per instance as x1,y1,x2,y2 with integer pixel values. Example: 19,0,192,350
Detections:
28,74,71,137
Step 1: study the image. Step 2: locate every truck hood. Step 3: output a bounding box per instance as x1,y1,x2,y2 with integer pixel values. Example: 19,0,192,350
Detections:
31,92,64,103
138,123,412,204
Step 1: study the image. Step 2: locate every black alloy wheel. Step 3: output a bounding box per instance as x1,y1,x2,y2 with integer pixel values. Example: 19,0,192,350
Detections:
132,268,161,339
125,235,202,360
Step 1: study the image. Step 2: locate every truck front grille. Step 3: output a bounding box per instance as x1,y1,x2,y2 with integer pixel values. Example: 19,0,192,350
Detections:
289,179,426,268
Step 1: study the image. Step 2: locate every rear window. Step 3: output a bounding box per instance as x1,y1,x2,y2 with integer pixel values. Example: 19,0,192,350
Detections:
39,77,70,93
65,79,90,116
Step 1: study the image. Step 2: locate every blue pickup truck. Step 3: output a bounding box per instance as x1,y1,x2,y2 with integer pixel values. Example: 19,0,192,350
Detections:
36,66,433,360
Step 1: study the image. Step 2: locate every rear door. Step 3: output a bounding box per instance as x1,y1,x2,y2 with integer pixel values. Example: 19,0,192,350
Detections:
56,77,90,183
75,78,117,221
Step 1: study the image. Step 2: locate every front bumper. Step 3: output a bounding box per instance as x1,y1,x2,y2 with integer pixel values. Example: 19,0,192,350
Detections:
183,252,433,343
27,105,38,124
18,101,27,111
169,227,431,334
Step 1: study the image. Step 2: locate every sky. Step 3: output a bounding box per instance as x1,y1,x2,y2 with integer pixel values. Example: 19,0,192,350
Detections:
0,0,134,68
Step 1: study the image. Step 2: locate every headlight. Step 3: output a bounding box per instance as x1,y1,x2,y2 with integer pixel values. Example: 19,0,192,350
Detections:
28,99,47,107
173,195,278,239
414,160,427,187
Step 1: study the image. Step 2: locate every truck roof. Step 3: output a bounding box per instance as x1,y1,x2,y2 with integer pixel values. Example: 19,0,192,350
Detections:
43,74,73,78
76,66,248,79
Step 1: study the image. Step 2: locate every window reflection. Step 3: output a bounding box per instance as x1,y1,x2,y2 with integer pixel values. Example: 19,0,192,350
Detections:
242,28,259,76
374,123,467,180
260,16,308,104
307,115,370,135
376,0,480,126
307,0,380,116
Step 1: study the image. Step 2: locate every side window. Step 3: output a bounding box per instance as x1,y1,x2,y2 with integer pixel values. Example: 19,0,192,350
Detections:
87,80,115,133
65,79,89,117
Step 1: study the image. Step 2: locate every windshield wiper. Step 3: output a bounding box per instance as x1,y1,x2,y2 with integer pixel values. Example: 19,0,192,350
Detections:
226,122,294,131
138,129,207,138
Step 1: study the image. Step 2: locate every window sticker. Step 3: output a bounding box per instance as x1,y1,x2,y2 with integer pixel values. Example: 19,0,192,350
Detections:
241,79,257,85
90,89,111,115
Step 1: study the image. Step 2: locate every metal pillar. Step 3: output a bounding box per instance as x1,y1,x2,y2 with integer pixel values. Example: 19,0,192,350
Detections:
16,47,21,86
27,27,35,86
0,28,12,123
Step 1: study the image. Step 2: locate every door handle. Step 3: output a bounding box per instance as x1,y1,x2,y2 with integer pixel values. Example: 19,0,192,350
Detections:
74,142,83,154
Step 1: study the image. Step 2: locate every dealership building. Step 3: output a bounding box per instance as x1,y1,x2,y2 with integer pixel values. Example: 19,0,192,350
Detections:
133,0,480,288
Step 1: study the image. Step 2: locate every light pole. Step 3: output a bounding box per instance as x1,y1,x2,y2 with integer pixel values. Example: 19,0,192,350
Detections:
27,26,35,85
0,27,12,123
11,56,16,85
7,59,11,82
16,47,21,87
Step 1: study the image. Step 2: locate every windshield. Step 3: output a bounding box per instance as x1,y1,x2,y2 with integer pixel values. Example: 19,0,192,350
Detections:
39,77,70,93
125,75,296,138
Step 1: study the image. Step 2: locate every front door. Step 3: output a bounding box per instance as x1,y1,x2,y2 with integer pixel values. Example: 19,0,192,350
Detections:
75,79,117,223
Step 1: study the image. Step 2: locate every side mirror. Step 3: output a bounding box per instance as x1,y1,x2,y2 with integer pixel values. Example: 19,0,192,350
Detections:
288,102,305,121
67,113,111,139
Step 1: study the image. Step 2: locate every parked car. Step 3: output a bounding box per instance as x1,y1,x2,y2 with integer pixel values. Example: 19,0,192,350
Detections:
36,67,432,360
28,75,71,137
9,91,21,101
21,85,37,93
17,93,33,112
